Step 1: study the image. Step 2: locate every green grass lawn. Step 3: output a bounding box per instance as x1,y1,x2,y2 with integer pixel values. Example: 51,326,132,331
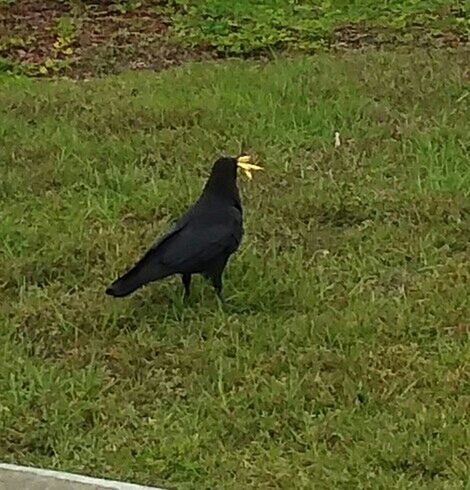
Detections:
0,50,469,488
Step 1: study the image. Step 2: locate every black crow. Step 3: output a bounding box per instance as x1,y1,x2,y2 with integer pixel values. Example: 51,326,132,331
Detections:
105,155,262,300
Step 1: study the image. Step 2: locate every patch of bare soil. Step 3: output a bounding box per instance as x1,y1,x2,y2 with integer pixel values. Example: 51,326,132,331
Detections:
330,23,466,50
0,0,206,78
0,1,467,78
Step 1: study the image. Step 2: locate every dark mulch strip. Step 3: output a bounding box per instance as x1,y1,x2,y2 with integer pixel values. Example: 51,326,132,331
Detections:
330,23,466,50
0,0,205,77
0,0,69,65
0,0,468,78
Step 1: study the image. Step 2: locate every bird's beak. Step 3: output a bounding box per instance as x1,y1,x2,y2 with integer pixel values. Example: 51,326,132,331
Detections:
237,155,263,180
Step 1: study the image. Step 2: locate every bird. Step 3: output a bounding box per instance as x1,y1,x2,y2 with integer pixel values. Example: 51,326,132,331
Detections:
105,155,263,301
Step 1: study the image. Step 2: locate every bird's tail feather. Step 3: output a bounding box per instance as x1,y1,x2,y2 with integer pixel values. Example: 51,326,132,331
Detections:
106,269,145,297
106,254,167,297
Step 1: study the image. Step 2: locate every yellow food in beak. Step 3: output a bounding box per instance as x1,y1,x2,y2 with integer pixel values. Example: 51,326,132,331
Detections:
236,155,263,180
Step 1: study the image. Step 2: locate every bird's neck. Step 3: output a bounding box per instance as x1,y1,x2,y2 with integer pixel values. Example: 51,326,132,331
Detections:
202,177,240,206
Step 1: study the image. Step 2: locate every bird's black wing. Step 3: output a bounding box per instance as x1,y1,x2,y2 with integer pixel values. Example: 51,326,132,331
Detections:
106,206,241,297
158,207,242,272
105,206,197,297
149,205,197,251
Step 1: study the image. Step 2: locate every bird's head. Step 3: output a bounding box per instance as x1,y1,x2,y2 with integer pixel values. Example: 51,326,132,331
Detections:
208,155,263,184
203,155,263,201
210,155,263,179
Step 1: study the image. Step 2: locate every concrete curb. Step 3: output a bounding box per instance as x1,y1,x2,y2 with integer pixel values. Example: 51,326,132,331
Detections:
0,464,164,490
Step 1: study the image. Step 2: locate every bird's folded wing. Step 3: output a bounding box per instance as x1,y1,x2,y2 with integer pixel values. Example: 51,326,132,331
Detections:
159,221,240,270
150,211,192,251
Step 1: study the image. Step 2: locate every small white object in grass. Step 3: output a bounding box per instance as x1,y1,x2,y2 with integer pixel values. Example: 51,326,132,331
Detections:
334,131,341,148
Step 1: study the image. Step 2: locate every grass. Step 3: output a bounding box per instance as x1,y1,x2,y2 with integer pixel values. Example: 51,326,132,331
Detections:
0,50,469,489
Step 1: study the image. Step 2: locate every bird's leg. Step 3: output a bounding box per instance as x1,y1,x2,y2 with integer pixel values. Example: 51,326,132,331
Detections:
182,273,192,298
211,274,224,301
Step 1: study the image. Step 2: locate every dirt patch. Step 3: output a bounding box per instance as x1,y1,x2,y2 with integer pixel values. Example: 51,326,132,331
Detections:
0,0,206,78
0,1,68,65
0,0,467,78
330,23,466,50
